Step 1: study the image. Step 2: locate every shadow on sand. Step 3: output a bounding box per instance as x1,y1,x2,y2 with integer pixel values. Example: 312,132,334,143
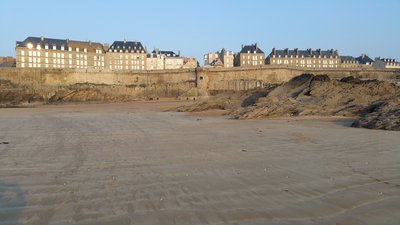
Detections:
0,180,26,225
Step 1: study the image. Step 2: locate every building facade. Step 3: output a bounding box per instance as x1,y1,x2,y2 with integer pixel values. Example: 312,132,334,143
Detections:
0,56,16,67
159,51,183,70
355,54,374,67
15,36,106,69
235,44,265,67
266,48,340,68
182,57,198,69
340,56,359,68
204,48,234,68
146,49,165,70
107,40,147,70
373,57,400,69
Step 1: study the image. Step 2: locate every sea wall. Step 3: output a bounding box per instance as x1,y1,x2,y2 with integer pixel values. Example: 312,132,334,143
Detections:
0,66,399,97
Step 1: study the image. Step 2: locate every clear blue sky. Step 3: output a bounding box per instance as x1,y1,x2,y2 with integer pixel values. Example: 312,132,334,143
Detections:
1,0,399,64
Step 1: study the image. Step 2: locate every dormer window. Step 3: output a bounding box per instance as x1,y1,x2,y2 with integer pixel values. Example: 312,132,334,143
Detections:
37,45,41,50
247,50,250,53
53,45,57,50
45,45,49,50
76,48,79,52
27,43,33,49
84,48,87,53
61,46,64,51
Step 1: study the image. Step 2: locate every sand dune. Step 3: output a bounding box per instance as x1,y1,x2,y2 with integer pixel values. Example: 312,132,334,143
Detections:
0,102,399,225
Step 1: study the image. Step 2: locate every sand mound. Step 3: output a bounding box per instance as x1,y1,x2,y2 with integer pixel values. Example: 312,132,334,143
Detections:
352,101,400,130
176,74,400,130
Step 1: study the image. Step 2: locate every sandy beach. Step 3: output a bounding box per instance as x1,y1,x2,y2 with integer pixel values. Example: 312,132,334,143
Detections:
0,102,399,225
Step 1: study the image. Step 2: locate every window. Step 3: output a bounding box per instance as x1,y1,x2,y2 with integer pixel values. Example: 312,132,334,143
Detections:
37,45,41,50
76,48,79,52
21,50,25,56
61,46,65,51
69,47,72,51
53,45,56,50
84,48,87,53
45,52,48,57
45,45,49,50
33,51,36,57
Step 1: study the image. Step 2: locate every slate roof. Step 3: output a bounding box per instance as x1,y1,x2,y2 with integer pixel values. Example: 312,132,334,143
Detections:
16,36,68,50
240,44,264,54
68,40,104,52
341,56,358,63
152,50,179,57
355,55,374,64
109,41,146,53
270,48,339,58
16,36,104,52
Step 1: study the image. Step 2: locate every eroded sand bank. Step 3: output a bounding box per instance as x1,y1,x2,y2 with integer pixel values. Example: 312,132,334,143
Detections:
0,102,399,225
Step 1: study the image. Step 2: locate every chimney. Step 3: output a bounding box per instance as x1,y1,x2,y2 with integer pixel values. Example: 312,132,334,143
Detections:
241,44,244,49
295,48,299,55
272,48,276,55
103,43,109,51
156,48,159,55
308,48,312,55
145,46,147,53
178,50,181,56
89,40,92,46
40,36,44,41
318,48,322,55
66,38,69,44
285,48,289,55
124,38,127,44
255,43,258,50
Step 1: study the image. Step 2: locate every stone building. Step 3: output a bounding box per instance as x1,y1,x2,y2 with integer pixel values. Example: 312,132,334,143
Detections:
15,36,106,69
235,44,265,67
107,40,147,70
204,48,234,68
373,57,400,69
355,54,374,67
340,56,359,68
182,57,198,69
0,56,16,67
146,49,165,70
160,51,183,70
266,48,340,68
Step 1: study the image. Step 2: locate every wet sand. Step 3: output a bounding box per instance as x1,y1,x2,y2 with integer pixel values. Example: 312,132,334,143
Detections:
0,102,399,225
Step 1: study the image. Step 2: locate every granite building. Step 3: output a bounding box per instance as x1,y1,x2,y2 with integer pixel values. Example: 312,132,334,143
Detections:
107,40,147,70
15,36,105,69
204,48,234,68
235,44,265,67
266,48,340,68
373,57,400,69
355,54,374,67
340,56,359,68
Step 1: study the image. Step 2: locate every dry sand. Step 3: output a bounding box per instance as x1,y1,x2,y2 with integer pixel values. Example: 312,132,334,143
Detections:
0,102,399,225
